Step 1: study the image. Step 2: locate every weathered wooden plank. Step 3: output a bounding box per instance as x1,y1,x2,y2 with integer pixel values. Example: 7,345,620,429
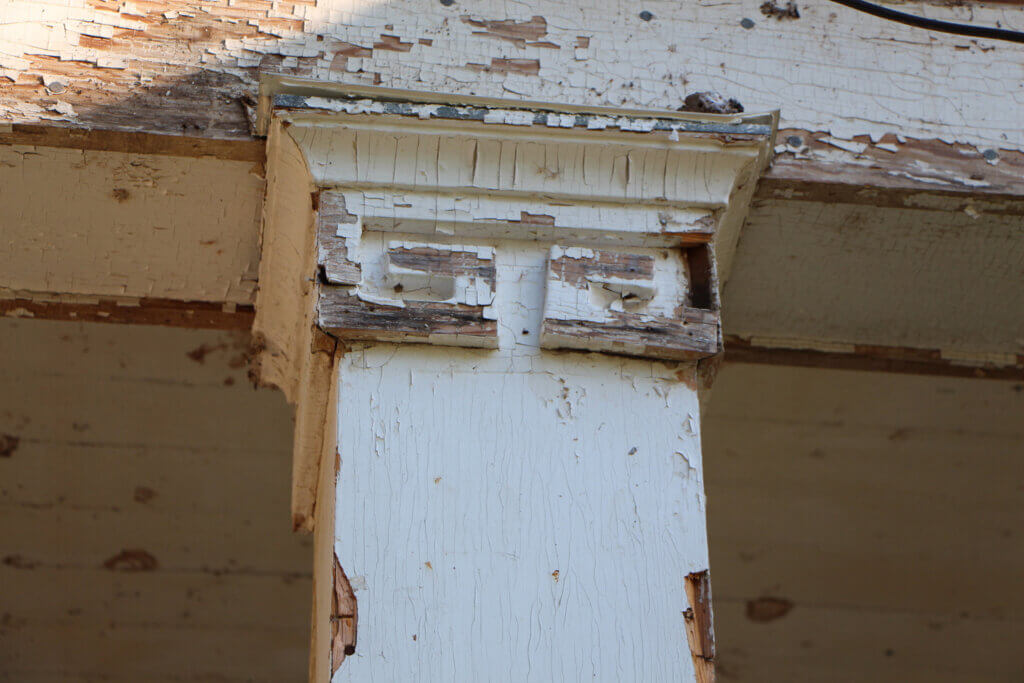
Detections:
318,290,498,347
541,314,719,360
725,197,1024,357
317,233,500,347
3,0,1021,164
0,145,264,305
762,130,1024,206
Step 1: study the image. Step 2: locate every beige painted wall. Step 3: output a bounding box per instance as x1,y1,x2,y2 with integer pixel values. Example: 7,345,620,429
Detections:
0,318,308,682
705,364,1024,682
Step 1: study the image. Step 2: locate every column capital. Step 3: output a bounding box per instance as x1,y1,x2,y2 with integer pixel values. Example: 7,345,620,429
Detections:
252,78,776,526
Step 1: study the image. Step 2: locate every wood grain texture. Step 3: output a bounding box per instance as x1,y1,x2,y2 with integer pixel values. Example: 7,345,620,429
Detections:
317,191,361,286
318,290,498,347
684,570,718,683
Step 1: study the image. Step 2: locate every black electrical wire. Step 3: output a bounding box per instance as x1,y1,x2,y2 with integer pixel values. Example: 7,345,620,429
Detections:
826,0,1024,44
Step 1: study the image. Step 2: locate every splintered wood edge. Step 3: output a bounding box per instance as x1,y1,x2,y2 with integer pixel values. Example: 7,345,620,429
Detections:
683,570,716,683
331,552,358,673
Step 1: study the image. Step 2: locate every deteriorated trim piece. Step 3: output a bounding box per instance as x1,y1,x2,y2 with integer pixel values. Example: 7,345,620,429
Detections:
540,246,720,361
319,290,498,348
683,570,716,683
541,313,718,361
332,554,358,673
272,95,773,137
317,192,361,286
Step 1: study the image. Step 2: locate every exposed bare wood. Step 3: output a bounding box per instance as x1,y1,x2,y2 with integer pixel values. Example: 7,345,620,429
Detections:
762,129,1024,209
318,291,499,347
460,15,549,47
684,570,717,683
331,554,358,673
316,192,361,286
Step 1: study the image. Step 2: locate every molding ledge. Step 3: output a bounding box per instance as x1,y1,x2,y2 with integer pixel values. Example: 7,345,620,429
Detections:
251,80,777,531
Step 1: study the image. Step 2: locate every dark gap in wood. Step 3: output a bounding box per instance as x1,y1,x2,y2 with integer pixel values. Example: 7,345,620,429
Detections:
685,245,714,311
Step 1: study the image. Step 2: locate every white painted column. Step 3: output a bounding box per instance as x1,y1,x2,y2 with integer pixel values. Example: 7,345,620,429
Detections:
333,247,709,681
251,81,774,682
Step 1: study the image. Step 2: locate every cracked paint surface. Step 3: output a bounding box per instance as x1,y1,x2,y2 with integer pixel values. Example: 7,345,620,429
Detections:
332,242,709,680
1,0,1022,155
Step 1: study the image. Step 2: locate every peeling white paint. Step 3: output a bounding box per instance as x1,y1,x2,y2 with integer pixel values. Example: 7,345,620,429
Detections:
3,0,1023,152
332,242,709,680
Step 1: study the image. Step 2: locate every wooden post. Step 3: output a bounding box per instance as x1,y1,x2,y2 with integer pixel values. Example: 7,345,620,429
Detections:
252,81,775,681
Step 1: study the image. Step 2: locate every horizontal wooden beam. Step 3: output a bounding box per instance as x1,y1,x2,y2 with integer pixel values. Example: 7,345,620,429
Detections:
4,297,1020,381
0,296,254,331
0,124,265,164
